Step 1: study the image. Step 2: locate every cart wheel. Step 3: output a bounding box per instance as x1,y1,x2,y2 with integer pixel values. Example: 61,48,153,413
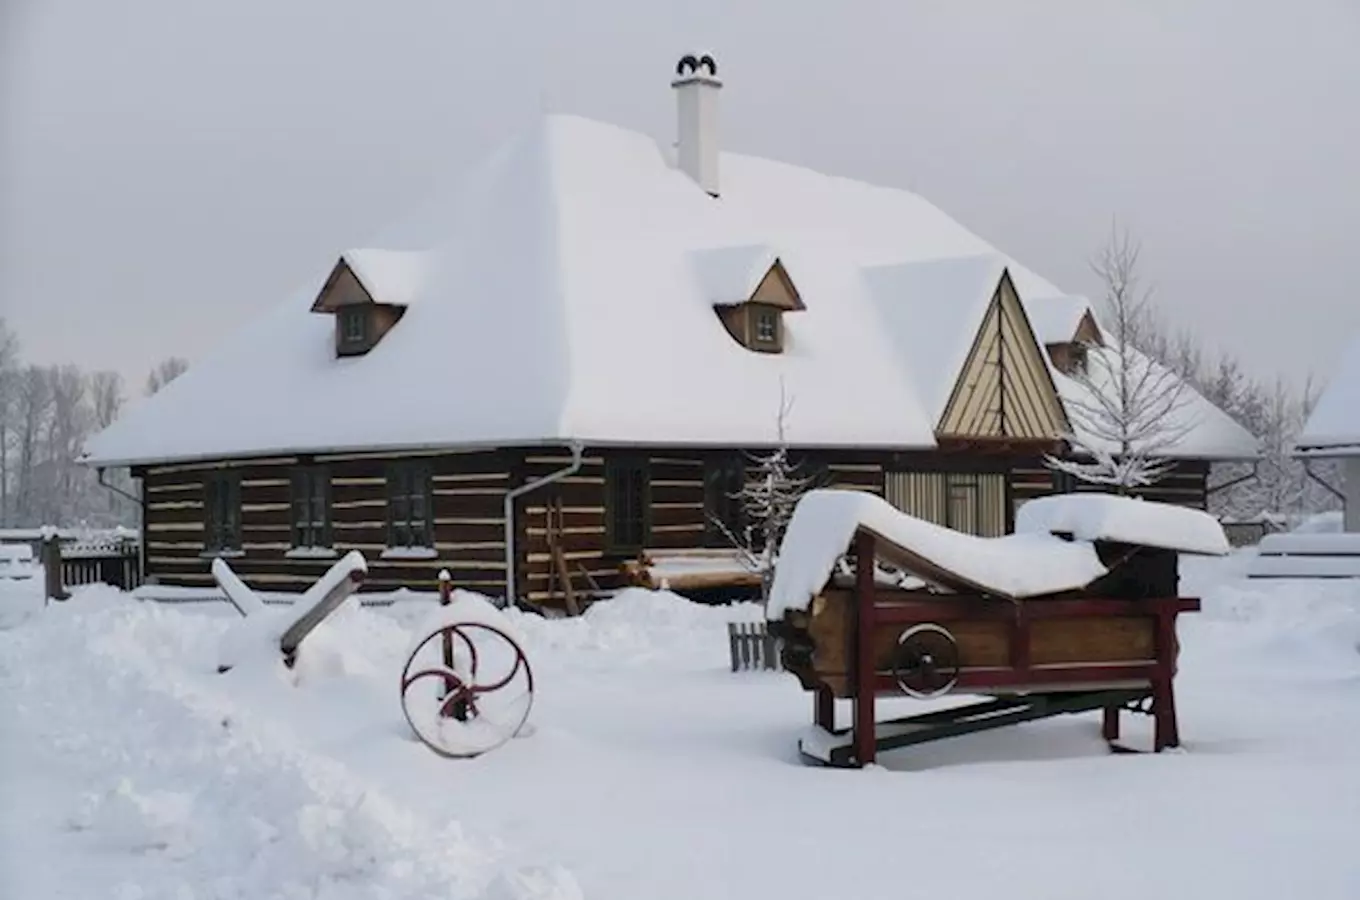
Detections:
399,622,534,758
892,623,960,698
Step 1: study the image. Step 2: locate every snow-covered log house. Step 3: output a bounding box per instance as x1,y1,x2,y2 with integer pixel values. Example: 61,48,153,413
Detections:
81,54,1257,604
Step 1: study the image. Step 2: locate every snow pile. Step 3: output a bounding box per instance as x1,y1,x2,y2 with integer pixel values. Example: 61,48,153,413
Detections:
5,563,1360,900
0,584,582,900
1014,493,1230,556
512,588,762,670
767,489,1107,617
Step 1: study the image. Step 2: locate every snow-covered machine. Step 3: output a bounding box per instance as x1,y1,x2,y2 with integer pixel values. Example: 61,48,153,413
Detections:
765,490,1229,767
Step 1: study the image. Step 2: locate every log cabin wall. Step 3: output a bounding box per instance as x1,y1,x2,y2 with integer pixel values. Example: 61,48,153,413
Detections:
515,447,887,605
1010,458,1211,513
137,444,1211,604
138,449,514,593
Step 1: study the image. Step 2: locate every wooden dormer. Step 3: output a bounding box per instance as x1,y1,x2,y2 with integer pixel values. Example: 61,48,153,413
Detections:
712,258,806,354
310,258,408,357
1045,309,1104,376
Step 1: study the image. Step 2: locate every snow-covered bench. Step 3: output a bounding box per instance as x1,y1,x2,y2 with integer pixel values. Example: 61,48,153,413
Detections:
1245,532,1360,579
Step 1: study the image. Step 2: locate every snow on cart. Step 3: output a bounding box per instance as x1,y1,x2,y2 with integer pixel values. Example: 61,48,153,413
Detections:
765,490,1229,767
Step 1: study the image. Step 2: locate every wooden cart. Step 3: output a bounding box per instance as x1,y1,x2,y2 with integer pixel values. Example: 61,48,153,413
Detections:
766,493,1222,768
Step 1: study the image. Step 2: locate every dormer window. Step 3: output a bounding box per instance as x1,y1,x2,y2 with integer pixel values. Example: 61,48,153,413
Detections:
693,246,805,355
310,254,418,358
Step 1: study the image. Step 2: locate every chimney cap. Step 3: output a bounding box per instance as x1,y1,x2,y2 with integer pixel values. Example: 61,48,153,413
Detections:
674,53,719,81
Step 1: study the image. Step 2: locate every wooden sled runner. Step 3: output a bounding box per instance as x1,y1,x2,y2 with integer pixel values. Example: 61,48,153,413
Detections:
212,551,367,672
765,490,1229,768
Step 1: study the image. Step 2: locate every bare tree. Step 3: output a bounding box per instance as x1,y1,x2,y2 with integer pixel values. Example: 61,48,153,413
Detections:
1045,224,1194,494
145,356,189,396
0,317,19,524
89,371,124,429
708,384,820,599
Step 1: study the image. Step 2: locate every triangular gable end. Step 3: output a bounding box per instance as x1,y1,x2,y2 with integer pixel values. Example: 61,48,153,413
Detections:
749,258,806,311
309,259,377,313
1073,309,1104,346
938,270,1071,441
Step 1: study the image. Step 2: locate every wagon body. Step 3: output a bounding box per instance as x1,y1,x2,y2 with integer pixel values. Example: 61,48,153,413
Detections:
765,491,1225,767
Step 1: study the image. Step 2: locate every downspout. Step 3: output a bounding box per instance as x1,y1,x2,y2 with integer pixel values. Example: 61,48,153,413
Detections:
504,441,584,607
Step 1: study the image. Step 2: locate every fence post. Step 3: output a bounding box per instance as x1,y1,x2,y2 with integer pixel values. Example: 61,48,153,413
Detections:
41,534,69,605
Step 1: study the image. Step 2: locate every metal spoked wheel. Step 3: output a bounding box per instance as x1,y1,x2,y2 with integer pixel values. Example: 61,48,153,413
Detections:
891,623,961,699
399,621,535,758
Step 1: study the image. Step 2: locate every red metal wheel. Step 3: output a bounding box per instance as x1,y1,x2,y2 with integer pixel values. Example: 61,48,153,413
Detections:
400,621,534,758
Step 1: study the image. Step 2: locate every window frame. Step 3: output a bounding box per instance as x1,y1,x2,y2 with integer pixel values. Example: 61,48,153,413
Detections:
203,470,242,554
290,465,331,549
338,305,369,352
605,456,650,553
748,304,782,351
386,461,433,549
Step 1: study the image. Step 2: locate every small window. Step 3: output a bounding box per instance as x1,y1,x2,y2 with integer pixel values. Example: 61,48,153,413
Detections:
339,306,368,349
204,471,241,553
704,454,746,546
755,311,777,342
387,461,432,548
291,466,330,548
606,457,649,552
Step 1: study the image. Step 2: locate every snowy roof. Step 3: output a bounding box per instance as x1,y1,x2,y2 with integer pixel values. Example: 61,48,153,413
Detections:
82,113,1253,468
863,254,1008,426
689,244,787,306
1296,331,1360,456
1047,328,1259,462
1022,294,1093,345
341,249,432,308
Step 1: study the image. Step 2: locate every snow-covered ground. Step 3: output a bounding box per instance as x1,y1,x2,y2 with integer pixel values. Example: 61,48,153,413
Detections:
2,553,1359,900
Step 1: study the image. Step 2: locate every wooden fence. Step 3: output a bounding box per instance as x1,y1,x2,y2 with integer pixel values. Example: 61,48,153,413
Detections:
37,534,143,599
728,621,782,672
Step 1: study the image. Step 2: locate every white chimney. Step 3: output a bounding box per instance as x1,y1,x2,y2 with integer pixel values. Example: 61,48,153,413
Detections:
671,53,722,197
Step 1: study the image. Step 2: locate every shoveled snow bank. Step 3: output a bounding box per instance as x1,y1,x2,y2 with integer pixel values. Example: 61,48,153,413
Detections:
766,490,1107,619
0,583,581,900
1014,493,1230,556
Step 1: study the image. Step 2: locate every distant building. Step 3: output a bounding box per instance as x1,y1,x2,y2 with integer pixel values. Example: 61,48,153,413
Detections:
81,54,1257,603
1295,331,1360,532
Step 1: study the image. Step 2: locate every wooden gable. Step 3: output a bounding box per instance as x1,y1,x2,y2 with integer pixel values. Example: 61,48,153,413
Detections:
748,259,806,311
310,260,375,312
937,271,1070,441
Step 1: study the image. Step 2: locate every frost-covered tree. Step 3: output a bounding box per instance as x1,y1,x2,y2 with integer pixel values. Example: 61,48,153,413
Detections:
1046,224,1193,494
145,356,189,396
708,385,820,598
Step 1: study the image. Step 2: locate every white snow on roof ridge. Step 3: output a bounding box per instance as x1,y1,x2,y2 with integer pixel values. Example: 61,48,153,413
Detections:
1297,330,1360,453
341,248,433,307
863,253,1008,426
1022,294,1093,344
688,244,780,305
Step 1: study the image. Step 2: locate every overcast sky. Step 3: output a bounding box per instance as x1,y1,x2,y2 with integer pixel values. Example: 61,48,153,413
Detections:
3,0,1358,397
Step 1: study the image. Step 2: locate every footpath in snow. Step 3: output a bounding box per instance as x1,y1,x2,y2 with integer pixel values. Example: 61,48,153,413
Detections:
2,553,1359,900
